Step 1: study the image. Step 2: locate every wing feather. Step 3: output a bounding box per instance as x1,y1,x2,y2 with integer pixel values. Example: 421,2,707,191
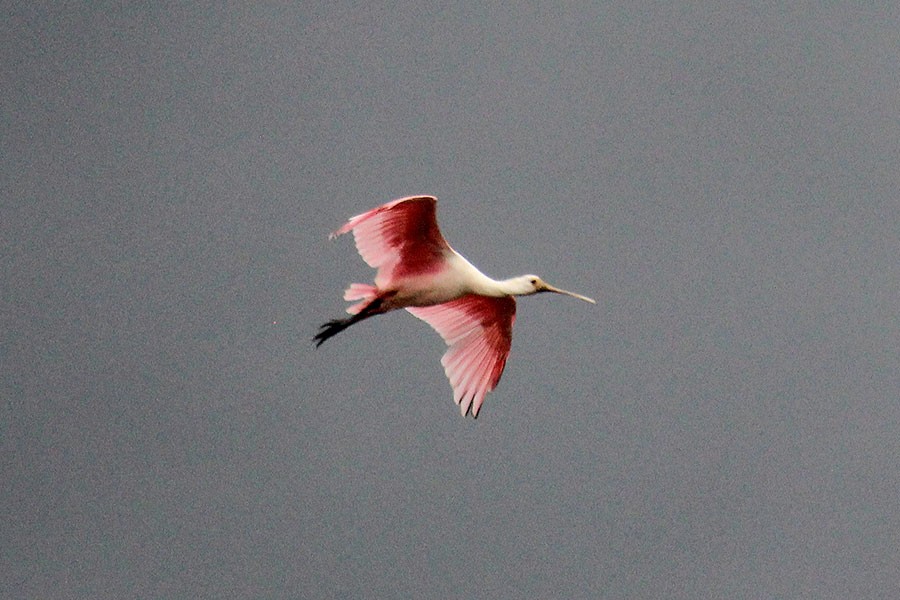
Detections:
407,294,516,418
452,336,490,401
459,339,494,416
330,196,451,282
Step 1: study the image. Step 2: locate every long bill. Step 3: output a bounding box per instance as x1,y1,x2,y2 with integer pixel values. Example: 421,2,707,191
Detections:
542,283,596,304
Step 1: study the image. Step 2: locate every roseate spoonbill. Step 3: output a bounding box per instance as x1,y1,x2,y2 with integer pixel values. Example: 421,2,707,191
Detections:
314,195,595,418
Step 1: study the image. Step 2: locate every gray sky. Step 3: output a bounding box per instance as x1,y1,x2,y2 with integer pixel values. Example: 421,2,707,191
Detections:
3,3,900,598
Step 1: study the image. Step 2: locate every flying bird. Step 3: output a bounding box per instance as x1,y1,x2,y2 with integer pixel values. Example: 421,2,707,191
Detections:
314,195,595,418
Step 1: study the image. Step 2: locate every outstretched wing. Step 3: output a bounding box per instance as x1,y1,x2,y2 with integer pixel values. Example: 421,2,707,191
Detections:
330,195,451,283
407,295,516,418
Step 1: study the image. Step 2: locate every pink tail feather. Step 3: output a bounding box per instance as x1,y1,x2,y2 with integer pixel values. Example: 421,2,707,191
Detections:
343,283,378,314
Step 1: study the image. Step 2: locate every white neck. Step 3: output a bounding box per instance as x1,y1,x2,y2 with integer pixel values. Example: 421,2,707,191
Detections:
448,252,538,298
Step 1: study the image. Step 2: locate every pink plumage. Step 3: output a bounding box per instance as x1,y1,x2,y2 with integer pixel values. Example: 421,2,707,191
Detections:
330,196,449,282
408,295,515,418
315,195,595,418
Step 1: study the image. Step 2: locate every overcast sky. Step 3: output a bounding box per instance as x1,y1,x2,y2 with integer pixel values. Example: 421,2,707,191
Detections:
3,3,900,598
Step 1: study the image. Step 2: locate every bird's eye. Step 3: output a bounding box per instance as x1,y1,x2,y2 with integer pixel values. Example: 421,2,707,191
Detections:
530,278,538,285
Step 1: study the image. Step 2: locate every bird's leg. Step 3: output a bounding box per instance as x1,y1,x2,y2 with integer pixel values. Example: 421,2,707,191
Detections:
313,297,385,347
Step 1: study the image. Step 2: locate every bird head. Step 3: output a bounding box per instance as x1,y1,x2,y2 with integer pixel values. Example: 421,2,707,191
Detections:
514,275,596,303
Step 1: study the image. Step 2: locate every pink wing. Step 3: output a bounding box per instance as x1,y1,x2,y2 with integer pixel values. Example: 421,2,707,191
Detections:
407,295,516,418
330,195,451,283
